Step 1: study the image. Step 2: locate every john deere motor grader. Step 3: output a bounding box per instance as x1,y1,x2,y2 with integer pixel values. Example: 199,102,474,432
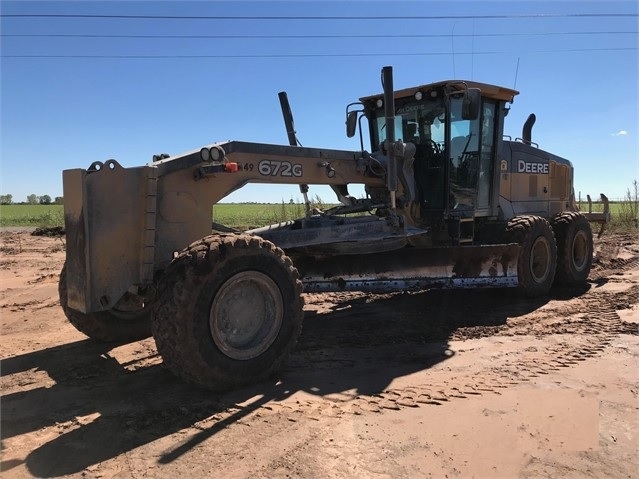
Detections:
60,66,609,390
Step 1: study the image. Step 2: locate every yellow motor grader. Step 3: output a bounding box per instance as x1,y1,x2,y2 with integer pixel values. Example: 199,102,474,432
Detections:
60,66,609,390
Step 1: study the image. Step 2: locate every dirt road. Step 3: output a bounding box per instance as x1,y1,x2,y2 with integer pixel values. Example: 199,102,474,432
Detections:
1,230,637,478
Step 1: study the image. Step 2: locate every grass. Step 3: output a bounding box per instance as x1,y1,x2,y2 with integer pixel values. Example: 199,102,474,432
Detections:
213,202,309,230
578,201,623,216
0,205,64,227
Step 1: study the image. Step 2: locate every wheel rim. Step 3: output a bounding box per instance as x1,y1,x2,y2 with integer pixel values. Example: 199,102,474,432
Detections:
210,271,283,360
571,230,589,272
530,236,552,284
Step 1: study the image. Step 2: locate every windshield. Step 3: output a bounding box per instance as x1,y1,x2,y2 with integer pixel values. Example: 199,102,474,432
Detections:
368,92,497,213
371,96,446,151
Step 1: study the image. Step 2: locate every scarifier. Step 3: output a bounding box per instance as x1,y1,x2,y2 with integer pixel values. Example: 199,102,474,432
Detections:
60,66,609,390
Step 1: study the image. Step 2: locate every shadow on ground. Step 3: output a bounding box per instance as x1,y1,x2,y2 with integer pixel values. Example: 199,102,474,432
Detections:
1,286,566,477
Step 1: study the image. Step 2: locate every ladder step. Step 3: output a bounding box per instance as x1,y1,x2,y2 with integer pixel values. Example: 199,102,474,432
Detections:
459,217,474,244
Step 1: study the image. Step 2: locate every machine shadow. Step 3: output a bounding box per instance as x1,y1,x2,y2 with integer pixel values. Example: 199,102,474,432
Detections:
10,287,565,477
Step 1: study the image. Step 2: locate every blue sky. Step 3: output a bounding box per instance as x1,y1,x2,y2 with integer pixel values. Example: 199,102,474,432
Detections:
1,0,637,204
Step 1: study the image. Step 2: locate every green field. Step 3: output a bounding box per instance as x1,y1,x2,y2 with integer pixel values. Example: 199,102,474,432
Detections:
0,204,64,227
0,202,635,231
212,202,312,230
0,203,324,230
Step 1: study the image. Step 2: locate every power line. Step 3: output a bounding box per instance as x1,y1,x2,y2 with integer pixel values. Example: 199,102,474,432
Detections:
1,13,637,20
3,47,636,59
2,31,637,39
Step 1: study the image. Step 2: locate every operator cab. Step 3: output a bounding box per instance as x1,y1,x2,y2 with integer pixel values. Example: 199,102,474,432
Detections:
356,81,518,227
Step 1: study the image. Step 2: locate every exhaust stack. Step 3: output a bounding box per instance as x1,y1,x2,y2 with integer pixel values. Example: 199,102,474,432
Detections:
522,113,536,145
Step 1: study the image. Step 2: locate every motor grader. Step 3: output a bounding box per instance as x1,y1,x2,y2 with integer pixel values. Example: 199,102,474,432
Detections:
59,66,609,390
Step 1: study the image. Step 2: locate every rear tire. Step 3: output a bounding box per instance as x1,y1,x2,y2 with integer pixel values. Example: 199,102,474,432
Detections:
58,263,153,342
551,212,593,285
503,215,557,297
152,234,303,391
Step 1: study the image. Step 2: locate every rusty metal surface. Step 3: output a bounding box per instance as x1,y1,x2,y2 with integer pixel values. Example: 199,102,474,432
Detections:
302,276,517,293
62,168,90,312
296,244,520,293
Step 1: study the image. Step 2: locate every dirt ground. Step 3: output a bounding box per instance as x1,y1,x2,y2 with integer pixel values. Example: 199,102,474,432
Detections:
1,229,637,478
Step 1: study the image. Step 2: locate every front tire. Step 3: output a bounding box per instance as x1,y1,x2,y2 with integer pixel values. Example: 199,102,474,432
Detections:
58,263,153,342
152,234,303,391
551,212,593,285
504,215,557,297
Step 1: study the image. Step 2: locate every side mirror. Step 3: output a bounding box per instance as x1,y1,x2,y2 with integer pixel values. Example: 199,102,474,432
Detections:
346,111,358,138
462,88,481,120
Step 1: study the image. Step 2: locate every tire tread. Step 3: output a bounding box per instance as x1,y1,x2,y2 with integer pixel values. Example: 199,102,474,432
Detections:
152,233,303,390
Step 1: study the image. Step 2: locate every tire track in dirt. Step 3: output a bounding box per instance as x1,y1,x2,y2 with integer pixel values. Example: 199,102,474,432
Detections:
246,276,639,420
591,256,639,281
591,232,639,281
373,284,635,409
451,285,639,340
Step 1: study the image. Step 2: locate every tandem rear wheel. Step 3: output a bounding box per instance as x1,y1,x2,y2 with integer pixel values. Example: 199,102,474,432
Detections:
551,212,594,286
504,215,558,297
151,234,304,391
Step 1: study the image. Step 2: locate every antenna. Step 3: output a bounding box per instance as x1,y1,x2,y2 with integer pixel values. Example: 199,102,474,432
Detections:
513,57,520,90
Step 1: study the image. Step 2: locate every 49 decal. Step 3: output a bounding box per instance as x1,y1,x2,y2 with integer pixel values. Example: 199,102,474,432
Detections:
258,160,303,177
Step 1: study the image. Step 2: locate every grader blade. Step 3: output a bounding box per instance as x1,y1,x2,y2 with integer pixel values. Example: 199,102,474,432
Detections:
297,244,520,293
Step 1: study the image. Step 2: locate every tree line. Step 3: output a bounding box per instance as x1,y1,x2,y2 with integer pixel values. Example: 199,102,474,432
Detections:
0,194,63,205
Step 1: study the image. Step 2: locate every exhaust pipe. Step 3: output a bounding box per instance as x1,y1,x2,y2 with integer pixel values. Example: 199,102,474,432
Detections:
382,66,397,197
522,113,536,145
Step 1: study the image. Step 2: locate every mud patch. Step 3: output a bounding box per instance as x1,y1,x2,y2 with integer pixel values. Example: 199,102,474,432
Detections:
31,226,65,237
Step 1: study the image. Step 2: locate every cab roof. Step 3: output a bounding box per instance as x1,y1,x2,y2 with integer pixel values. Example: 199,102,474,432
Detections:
360,80,519,103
